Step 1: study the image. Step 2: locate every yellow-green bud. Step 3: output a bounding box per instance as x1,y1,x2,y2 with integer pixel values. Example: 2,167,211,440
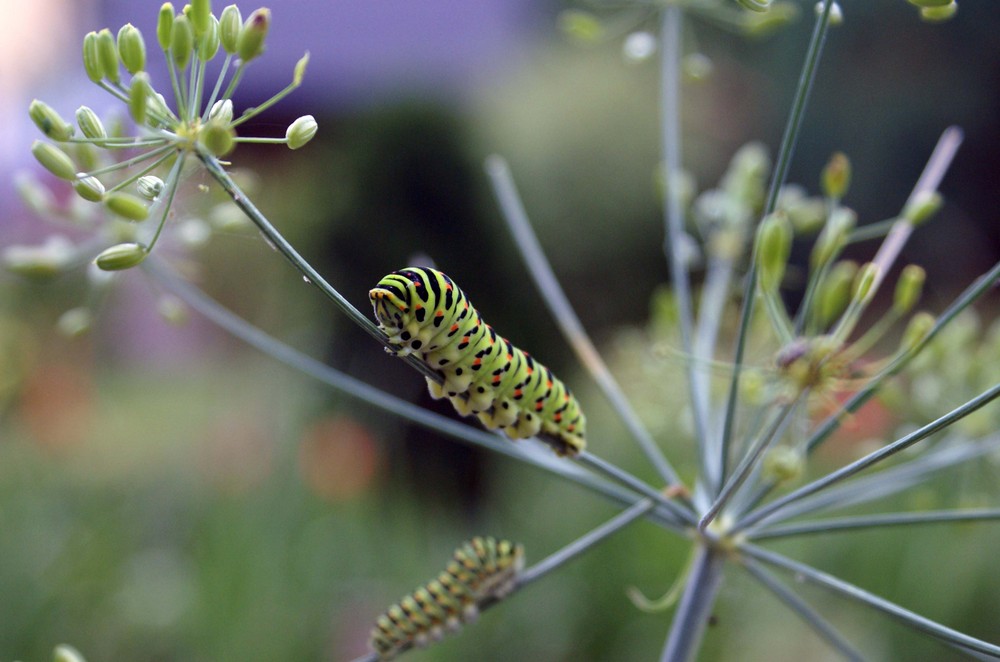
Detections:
74,175,106,202
200,121,235,156
157,3,175,51
137,175,165,200
117,24,146,74
82,31,103,82
75,106,107,142
198,15,221,60
907,0,952,7
852,262,879,303
816,260,857,328
29,100,75,142
147,93,172,121
190,0,212,35
219,4,242,54
286,115,318,150
105,192,150,221
810,207,856,268
31,141,77,181
893,264,926,314
96,29,120,83
157,295,188,325
128,72,152,125
821,152,851,199
901,311,935,353
237,8,270,62
172,14,195,69
682,53,713,82
57,308,93,338
53,644,87,662
94,242,148,271
763,446,803,483
2,236,76,279
743,2,799,35
736,0,771,13
293,52,310,86
557,10,604,43
208,99,233,124
920,2,957,21
902,190,943,225
755,212,792,292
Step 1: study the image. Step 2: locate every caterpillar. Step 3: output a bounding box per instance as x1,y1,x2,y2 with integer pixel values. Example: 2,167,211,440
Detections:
369,267,586,456
369,536,524,660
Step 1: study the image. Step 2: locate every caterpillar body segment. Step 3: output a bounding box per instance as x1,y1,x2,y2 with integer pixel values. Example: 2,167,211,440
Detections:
369,267,586,456
368,537,525,660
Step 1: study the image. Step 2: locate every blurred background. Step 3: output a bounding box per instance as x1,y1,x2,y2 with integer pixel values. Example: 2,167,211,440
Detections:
2,1,1000,660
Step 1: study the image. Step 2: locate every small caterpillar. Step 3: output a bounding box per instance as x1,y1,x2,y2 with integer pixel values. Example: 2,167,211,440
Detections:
369,537,524,660
369,267,586,456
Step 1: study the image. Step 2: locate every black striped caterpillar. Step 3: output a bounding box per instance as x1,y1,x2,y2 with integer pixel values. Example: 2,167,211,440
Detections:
369,267,586,456
369,537,525,660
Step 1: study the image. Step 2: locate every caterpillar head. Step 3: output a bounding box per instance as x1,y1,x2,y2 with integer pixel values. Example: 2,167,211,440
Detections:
369,282,411,333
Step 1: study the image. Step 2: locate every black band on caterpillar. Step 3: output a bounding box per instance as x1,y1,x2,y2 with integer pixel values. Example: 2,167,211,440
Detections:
368,537,525,660
369,267,586,456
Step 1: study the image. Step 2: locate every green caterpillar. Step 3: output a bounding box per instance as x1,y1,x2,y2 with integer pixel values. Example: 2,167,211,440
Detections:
369,537,524,660
369,267,586,456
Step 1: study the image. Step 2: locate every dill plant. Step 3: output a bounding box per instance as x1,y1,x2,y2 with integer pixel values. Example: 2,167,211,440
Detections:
8,0,1000,660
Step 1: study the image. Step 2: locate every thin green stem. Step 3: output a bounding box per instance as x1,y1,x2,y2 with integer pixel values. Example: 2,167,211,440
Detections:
847,217,900,244
739,557,866,661
737,382,1000,532
104,150,177,194
659,546,725,662
167,55,188,122
741,543,1000,657
145,152,186,251
719,0,836,488
752,509,1000,541
82,143,177,179
218,62,247,106
233,137,288,144
484,155,683,489
230,79,301,128
202,54,234,122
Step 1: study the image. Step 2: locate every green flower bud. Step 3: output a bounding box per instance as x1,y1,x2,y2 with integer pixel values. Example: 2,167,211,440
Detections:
852,262,879,303
219,4,242,54
755,212,792,292
557,10,604,43
293,51,310,86
157,295,188,325
96,28,120,83
57,308,93,338
197,15,221,60
763,446,803,484
816,1,843,26
743,2,799,35
237,8,270,62
816,260,857,328
200,121,235,156
75,106,107,142
901,311,935,353
893,264,926,314
53,644,87,662
157,3,175,51
172,14,195,70
736,0,771,12
920,2,957,21
190,0,212,35
821,152,851,199
902,190,943,225
117,23,146,73
29,100,75,141
3,236,76,279
682,53,713,82
137,175,165,199
147,93,172,121
907,0,952,7
82,31,103,82
208,99,233,123
128,72,152,125
94,242,148,271
286,115,318,150
104,192,150,221
31,141,77,180
810,207,856,268
74,175,106,202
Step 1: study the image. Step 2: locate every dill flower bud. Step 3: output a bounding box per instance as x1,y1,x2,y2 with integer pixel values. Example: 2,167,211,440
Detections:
816,1,843,26
57,308,93,338
810,207,856,269
219,4,242,54
902,190,942,225
920,2,957,21
198,15,221,60
816,260,857,328
906,0,952,6
157,3,175,51
901,311,935,352
286,115,318,150
237,8,270,62
755,211,792,292
128,72,153,125
208,99,233,123
76,106,107,142
29,100,75,142
104,192,150,221
189,0,212,35
293,52,310,86
96,28,120,83
200,120,236,156
82,31,103,83
852,262,879,303
73,175,106,202
94,242,148,271
31,141,77,181
172,14,195,70
137,175,165,200
763,446,803,484
821,152,851,199
117,23,146,74
2,236,76,279
893,265,926,314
